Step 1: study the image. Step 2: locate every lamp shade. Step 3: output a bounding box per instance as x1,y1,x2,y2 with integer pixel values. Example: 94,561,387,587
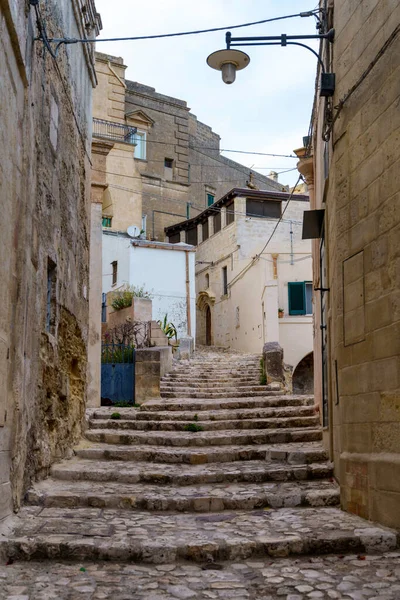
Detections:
206,49,250,84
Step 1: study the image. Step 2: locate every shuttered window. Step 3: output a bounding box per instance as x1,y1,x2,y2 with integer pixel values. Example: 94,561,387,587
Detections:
202,219,209,241
225,200,235,226
214,211,221,234
186,226,198,246
246,199,281,219
288,282,313,315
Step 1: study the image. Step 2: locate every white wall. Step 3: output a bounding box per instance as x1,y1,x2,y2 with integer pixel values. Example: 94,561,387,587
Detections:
102,232,132,292
195,196,313,370
102,233,195,340
129,244,196,340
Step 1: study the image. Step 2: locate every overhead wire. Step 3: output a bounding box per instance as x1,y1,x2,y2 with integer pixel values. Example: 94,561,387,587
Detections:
45,11,319,45
226,174,303,289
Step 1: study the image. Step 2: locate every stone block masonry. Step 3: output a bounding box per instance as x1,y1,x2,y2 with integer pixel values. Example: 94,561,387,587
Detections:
0,0,100,519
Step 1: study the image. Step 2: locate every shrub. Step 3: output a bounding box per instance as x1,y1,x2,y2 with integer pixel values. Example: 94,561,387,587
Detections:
110,412,121,420
111,285,152,311
184,423,204,432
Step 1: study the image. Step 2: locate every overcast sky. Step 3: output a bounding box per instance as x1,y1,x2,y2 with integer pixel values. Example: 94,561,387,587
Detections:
94,0,320,187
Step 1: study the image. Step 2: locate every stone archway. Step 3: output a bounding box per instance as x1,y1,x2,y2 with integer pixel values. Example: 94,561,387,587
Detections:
293,352,314,395
196,290,216,346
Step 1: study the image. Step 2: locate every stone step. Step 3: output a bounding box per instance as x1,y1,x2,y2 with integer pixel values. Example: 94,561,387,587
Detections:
160,390,286,399
75,441,328,465
88,416,320,432
50,458,333,486
85,427,322,447
142,396,313,412
160,385,271,393
160,381,262,388
163,374,260,380
90,405,316,422
2,506,397,564
25,479,339,512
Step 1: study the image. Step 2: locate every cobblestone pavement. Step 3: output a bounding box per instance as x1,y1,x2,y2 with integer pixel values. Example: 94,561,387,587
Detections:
1,552,400,599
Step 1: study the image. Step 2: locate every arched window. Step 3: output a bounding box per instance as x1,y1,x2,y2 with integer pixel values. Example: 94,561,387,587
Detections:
205,273,209,288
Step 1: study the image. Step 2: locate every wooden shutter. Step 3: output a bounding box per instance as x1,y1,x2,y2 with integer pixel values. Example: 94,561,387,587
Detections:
288,282,306,315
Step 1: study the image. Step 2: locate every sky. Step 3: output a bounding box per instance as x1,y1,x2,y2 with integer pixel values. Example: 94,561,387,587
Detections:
93,0,320,188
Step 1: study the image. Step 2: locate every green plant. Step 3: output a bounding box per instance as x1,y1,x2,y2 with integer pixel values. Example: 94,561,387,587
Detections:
193,414,198,422
184,423,204,433
111,285,152,311
101,346,135,364
157,314,178,343
110,412,121,419
113,401,140,407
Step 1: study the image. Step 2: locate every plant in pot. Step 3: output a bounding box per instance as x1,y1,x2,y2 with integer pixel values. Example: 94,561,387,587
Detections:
157,314,179,352
278,308,284,318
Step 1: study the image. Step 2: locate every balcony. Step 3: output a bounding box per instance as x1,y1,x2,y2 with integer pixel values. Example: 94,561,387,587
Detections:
93,118,137,144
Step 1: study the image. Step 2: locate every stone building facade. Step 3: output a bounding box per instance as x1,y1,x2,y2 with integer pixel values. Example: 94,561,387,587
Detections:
165,188,313,385
94,52,285,241
0,0,100,520
298,0,400,527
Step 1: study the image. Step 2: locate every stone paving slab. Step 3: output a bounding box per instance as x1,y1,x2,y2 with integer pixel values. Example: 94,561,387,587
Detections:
1,507,398,564
90,406,316,422
75,441,328,465
85,428,322,447
2,553,400,600
25,478,339,511
50,458,332,485
141,397,313,411
89,416,320,432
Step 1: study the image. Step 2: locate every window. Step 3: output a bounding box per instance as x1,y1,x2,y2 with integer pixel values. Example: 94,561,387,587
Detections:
46,259,57,334
168,232,180,244
288,281,313,315
222,266,228,296
202,219,209,241
111,261,118,286
225,200,235,226
246,199,281,219
207,193,215,207
214,211,221,234
101,293,107,323
164,158,174,180
186,225,198,246
102,216,112,228
131,130,146,160
205,273,209,288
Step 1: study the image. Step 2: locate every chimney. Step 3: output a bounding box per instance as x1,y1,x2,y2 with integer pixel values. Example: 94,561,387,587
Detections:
268,171,278,182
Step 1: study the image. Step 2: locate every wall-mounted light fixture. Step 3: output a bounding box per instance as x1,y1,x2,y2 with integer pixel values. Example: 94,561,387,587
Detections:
207,28,335,96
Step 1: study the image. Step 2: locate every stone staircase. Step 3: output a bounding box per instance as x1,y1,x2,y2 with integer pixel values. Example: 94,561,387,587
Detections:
160,353,281,399
0,349,398,564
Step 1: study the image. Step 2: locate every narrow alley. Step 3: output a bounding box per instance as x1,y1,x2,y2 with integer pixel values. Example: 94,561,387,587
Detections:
1,349,399,599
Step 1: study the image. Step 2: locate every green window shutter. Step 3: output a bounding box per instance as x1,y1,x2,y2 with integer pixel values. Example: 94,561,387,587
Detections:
207,193,215,207
288,282,306,315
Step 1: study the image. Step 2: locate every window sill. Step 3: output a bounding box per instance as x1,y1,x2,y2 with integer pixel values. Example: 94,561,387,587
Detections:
279,316,312,324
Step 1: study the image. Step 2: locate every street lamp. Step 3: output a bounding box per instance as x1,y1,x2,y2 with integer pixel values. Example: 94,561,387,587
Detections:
207,29,335,96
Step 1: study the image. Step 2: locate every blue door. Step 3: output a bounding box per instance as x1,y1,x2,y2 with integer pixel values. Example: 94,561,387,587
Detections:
101,344,135,404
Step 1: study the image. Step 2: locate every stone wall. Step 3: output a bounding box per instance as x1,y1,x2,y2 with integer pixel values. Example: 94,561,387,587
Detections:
0,0,100,520
309,0,400,527
135,347,172,403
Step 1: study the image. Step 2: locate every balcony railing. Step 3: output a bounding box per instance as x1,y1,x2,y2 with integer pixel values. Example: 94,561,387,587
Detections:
93,118,137,144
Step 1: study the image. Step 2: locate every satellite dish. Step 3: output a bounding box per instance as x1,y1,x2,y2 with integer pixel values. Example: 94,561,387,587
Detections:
127,225,141,238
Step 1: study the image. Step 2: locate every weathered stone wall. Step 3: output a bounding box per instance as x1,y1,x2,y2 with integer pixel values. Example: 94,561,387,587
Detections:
0,0,99,519
310,0,400,527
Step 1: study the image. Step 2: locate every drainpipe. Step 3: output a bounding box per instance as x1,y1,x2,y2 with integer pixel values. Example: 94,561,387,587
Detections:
290,221,294,265
185,251,192,336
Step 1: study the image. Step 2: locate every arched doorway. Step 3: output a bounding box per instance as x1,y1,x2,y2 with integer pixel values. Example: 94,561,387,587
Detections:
205,305,211,346
293,352,314,394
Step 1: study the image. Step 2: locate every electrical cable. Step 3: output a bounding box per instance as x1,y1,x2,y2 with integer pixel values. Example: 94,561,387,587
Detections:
103,181,308,221
226,174,302,289
44,10,320,45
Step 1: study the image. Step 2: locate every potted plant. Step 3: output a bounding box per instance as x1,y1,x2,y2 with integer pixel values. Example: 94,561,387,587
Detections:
157,314,179,352
278,308,284,318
